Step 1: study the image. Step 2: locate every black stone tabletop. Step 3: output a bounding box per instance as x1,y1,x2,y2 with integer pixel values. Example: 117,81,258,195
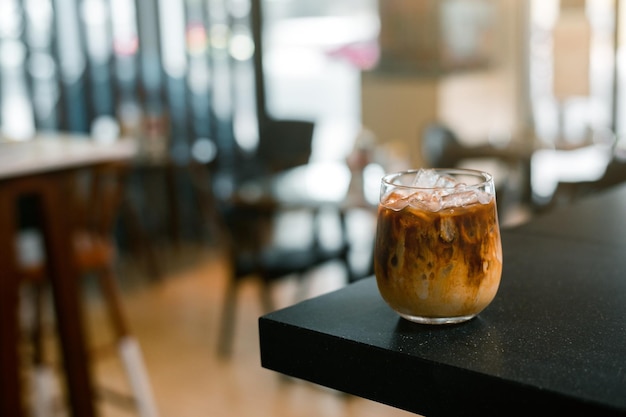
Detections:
259,232,626,417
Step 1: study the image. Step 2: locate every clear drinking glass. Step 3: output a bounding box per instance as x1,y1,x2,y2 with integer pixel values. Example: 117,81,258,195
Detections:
374,168,503,324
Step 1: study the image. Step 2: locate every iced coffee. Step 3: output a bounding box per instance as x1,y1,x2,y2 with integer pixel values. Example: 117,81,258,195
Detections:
374,168,502,324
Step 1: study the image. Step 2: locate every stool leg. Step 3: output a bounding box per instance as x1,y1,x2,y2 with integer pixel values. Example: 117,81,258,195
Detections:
97,269,129,339
30,284,57,417
119,336,159,417
217,276,239,359
0,193,24,417
97,269,159,417
30,365,56,417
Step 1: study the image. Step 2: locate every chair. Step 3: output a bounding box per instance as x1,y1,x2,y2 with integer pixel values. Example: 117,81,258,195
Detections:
249,0,316,177
190,160,352,359
421,123,533,219
17,162,159,417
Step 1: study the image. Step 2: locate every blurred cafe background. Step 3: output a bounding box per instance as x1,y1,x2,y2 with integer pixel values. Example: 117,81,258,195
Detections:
2,0,626,416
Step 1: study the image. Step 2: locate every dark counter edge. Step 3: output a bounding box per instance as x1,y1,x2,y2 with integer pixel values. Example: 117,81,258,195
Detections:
259,314,626,417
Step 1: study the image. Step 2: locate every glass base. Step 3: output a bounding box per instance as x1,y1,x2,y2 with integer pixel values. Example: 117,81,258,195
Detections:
398,312,477,325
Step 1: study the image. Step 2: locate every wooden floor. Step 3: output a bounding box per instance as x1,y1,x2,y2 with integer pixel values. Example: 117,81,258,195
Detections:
23,241,417,417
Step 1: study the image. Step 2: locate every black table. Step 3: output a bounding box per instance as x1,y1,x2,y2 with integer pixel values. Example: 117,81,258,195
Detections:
259,185,626,416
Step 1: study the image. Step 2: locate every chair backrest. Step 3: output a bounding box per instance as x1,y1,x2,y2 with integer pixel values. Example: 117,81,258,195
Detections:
421,123,526,168
71,162,128,237
421,123,463,168
256,119,315,174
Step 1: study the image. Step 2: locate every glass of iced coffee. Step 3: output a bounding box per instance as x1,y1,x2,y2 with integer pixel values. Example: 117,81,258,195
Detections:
374,168,502,324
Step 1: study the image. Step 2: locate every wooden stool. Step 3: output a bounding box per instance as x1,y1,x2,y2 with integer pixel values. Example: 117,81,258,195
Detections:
17,163,159,417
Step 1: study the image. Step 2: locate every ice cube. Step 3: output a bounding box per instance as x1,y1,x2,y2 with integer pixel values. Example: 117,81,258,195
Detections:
411,168,440,188
440,190,479,209
477,190,492,204
434,174,459,189
407,190,442,212
381,190,412,211
412,169,460,189
439,216,457,242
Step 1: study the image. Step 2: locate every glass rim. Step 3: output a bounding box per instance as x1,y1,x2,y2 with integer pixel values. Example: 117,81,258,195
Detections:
381,168,493,192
